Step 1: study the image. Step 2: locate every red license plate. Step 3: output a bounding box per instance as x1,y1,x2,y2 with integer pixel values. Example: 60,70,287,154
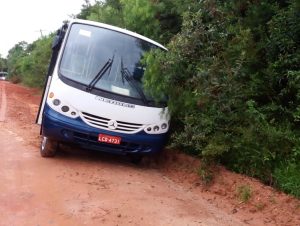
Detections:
98,134,121,145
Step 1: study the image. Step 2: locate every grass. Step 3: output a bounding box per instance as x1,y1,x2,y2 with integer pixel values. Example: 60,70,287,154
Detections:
255,202,266,211
237,184,252,203
273,163,300,199
197,161,214,185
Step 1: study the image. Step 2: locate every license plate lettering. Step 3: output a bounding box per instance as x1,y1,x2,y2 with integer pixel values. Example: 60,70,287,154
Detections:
98,134,121,145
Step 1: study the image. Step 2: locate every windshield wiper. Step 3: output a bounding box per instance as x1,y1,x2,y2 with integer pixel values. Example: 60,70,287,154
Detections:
86,56,114,92
121,58,149,106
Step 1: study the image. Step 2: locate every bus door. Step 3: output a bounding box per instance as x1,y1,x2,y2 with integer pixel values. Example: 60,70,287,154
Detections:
36,23,68,126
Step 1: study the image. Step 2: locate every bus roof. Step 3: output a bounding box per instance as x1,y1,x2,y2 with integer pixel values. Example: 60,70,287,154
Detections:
70,19,167,51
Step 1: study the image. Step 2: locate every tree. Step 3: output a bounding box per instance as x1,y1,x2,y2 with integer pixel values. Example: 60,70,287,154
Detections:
0,55,7,71
76,0,93,19
6,36,52,86
7,41,28,78
75,0,182,44
20,36,53,87
143,0,300,195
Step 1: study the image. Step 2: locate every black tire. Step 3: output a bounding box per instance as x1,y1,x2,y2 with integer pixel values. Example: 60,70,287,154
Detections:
128,154,143,165
40,136,58,157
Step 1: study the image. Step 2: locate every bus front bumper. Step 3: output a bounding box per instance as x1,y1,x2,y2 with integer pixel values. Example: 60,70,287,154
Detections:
42,105,167,155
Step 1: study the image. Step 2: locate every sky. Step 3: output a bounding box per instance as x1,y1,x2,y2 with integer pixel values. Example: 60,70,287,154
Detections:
0,0,88,58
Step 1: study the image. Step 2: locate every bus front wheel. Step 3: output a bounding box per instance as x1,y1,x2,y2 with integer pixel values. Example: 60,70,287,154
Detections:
40,136,58,157
128,154,143,165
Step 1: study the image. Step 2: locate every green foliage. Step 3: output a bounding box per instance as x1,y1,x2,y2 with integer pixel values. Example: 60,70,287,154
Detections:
76,0,93,20
86,0,124,27
6,36,52,87
274,162,300,198
121,0,160,40
21,37,52,87
77,0,182,44
0,55,7,71
7,41,28,80
197,159,214,185
144,0,300,197
237,185,252,203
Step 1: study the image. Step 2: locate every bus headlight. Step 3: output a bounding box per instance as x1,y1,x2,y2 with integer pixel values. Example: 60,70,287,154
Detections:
144,122,169,134
153,126,159,132
53,99,61,106
161,123,168,130
47,95,78,119
61,106,70,112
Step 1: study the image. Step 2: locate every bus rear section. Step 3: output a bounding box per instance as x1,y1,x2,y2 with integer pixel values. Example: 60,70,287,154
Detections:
37,19,170,160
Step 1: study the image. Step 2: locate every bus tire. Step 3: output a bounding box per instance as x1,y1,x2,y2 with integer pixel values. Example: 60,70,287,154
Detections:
128,154,143,165
40,136,57,157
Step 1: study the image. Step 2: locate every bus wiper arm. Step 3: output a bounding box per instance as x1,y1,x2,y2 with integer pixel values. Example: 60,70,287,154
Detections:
86,58,113,92
121,60,148,106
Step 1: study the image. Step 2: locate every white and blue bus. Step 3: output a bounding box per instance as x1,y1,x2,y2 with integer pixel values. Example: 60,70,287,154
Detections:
36,19,170,161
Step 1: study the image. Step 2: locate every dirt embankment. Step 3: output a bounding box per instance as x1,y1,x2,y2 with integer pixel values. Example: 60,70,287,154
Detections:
0,81,299,226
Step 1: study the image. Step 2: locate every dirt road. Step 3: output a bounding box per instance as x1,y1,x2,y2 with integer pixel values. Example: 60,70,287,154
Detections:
0,81,299,226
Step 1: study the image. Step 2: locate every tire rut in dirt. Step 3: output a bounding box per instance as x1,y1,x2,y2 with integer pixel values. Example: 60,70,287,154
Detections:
0,82,7,122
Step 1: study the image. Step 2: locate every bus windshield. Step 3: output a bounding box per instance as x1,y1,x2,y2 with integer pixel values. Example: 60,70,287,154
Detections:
59,23,160,102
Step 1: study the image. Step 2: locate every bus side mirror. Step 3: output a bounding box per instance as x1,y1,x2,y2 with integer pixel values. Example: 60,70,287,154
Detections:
52,29,61,49
52,23,68,50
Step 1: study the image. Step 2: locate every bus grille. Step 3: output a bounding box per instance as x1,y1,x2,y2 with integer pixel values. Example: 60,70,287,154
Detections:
80,112,144,133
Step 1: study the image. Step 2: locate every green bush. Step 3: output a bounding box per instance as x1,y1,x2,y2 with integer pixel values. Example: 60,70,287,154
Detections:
144,0,300,197
7,36,52,87
274,162,300,198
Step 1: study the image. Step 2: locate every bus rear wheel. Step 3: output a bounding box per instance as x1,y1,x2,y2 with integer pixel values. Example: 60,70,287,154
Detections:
40,136,58,157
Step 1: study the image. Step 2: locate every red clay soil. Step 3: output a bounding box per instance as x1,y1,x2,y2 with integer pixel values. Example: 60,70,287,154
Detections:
0,81,299,226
